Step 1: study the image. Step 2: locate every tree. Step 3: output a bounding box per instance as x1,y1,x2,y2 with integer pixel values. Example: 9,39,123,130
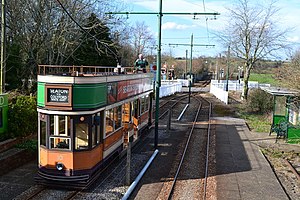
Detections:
280,50,300,90
220,0,290,100
65,13,118,66
131,21,156,63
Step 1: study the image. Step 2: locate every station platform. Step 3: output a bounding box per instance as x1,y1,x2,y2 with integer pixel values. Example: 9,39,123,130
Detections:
213,116,290,200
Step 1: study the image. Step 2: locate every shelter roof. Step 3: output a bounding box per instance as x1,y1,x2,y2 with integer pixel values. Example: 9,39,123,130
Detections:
262,87,300,97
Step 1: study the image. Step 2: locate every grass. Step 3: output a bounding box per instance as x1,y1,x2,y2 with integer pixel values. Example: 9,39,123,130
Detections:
249,73,280,86
239,112,271,133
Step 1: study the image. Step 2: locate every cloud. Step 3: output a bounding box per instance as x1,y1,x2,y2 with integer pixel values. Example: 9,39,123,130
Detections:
287,36,299,42
162,22,196,30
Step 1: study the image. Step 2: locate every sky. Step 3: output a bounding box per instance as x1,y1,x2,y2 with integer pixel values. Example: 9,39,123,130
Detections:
121,0,300,59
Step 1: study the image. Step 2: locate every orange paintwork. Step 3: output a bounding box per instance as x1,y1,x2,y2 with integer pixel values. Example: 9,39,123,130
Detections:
40,147,73,169
73,144,103,170
104,129,123,150
40,144,104,171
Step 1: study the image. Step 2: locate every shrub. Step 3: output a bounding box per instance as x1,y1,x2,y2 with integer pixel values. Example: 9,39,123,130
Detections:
247,89,273,114
8,94,37,138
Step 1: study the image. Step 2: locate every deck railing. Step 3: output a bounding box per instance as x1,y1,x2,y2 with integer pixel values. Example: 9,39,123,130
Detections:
38,65,149,76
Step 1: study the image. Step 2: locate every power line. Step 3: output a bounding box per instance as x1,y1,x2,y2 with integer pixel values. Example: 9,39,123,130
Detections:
55,0,119,63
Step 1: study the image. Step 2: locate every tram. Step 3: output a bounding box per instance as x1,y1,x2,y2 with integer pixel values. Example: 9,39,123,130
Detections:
35,65,154,188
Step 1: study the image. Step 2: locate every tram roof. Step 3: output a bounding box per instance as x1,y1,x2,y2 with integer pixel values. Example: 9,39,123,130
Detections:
262,87,300,96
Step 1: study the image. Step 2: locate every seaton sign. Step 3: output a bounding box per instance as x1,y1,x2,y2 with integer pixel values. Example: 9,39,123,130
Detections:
47,88,69,103
45,84,72,109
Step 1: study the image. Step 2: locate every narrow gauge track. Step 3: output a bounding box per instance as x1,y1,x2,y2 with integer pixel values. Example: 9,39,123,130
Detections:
21,94,187,200
166,94,212,200
284,159,300,181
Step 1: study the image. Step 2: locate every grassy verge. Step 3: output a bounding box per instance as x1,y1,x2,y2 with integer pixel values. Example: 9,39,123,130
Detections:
239,112,271,133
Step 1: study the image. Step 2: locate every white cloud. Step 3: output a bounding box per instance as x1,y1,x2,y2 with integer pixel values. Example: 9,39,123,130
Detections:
287,36,299,42
162,22,196,30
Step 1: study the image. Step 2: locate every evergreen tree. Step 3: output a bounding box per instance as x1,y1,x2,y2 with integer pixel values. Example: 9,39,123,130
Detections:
66,13,118,66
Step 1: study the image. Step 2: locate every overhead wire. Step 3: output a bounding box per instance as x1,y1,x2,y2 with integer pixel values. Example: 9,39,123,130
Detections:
55,0,119,63
202,0,211,44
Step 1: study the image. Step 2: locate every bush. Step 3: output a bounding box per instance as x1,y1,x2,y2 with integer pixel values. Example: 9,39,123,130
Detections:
247,89,273,114
8,94,37,138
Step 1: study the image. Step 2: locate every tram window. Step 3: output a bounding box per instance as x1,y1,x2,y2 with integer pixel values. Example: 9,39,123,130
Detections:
105,109,114,135
115,106,122,130
50,115,70,136
140,96,149,114
40,120,46,146
133,100,139,117
122,102,132,123
92,114,97,147
75,123,89,150
50,137,70,150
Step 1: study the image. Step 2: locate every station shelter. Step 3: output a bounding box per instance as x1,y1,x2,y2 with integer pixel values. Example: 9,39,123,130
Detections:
264,87,300,143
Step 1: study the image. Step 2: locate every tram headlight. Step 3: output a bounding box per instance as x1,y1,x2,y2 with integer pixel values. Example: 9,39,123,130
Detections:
56,162,64,171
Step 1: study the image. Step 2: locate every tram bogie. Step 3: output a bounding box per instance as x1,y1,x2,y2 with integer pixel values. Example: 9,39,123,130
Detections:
36,65,153,188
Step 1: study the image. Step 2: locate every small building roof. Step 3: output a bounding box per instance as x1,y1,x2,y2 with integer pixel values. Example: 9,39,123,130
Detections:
262,87,300,96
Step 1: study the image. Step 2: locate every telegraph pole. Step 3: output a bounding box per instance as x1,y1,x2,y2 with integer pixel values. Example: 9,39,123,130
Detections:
189,34,193,103
107,5,220,149
185,50,188,79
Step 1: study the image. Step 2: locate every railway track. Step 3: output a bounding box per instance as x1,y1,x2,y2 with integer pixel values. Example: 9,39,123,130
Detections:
21,93,190,199
165,94,212,199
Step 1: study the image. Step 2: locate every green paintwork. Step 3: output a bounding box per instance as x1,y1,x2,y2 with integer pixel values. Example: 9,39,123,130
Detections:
73,83,107,109
0,93,8,134
37,82,45,107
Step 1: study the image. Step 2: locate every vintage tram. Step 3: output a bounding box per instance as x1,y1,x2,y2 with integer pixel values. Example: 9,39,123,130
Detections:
36,65,154,188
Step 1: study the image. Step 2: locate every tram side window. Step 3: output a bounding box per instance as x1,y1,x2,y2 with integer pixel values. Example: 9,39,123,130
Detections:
115,106,122,130
92,114,98,147
140,95,149,114
75,123,89,150
122,102,132,123
40,120,46,146
106,109,114,135
133,100,139,118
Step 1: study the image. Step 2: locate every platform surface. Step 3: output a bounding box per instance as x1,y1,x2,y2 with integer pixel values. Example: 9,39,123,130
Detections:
214,116,289,200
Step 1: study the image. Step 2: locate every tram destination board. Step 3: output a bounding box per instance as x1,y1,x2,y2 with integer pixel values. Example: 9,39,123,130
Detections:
47,88,69,103
45,84,72,108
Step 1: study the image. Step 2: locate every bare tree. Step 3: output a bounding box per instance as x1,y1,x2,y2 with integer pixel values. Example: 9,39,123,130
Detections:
220,0,290,100
131,21,156,60
280,50,300,90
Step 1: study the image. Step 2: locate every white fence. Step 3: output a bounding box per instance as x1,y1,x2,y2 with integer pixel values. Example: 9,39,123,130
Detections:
210,80,270,91
160,81,182,98
209,80,271,104
210,83,229,104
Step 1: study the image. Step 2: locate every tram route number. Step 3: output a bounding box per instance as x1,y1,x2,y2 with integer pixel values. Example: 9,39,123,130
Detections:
47,88,69,103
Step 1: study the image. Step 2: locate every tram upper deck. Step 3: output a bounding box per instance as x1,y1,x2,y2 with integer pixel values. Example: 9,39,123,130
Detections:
37,65,154,112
